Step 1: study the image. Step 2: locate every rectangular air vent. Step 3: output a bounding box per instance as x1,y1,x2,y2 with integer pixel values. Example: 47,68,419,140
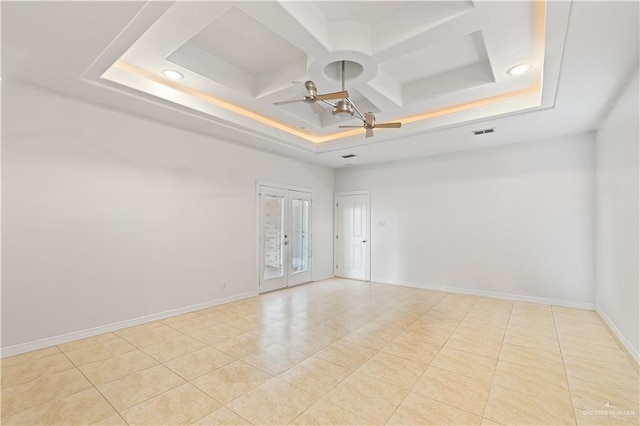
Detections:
341,154,356,158
472,127,495,135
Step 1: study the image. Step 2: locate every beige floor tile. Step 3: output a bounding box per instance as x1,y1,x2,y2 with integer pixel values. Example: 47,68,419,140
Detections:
192,360,272,404
63,338,136,366
57,333,120,352
568,375,639,412
315,340,377,371
228,377,317,425
559,333,622,355
192,406,251,425
380,333,441,366
121,383,220,425
79,350,158,386
189,323,245,346
214,333,269,358
503,329,560,352
116,324,182,347
326,371,408,424
242,342,308,375
226,314,277,332
1,352,75,387
249,323,298,346
164,346,235,381
2,368,92,418
444,326,504,359
484,384,576,425
402,321,456,347
2,387,116,425
92,413,128,425
290,398,370,425
277,356,351,397
481,417,504,425
498,342,565,374
560,340,634,366
280,329,338,354
163,315,218,335
492,360,571,404
97,364,185,411
563,355,639,390
429,347,496,384
356,351,425,390
342,328,393,350
138,334,206,362
1,346,61,368
386,391,482,425
412,366,491,416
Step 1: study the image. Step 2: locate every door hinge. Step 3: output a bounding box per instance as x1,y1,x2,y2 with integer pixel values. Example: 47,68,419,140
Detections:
336,202,338,207
336,235,339,239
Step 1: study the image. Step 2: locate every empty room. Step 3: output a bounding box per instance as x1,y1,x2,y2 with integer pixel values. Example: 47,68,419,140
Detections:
1,1,638,425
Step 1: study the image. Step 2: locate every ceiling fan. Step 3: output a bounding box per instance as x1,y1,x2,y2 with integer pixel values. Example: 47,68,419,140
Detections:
274,61,401,138
339,111,402,138
273,81,348,113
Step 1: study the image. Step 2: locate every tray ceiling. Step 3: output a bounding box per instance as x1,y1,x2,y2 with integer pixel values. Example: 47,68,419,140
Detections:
86,1,568,153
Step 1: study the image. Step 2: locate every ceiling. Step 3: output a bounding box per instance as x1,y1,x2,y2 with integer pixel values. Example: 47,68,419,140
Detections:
2,1,638,168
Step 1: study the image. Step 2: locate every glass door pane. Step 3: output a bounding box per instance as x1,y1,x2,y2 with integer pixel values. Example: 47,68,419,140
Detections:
262,194,285,281
291,198,309,273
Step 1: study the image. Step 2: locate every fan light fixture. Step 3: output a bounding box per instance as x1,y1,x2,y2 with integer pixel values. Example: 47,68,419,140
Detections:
333,100,354,119
162,69,184,80
507,63,531,75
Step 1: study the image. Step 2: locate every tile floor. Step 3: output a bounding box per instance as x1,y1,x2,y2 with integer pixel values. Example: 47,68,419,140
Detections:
2,279,638,425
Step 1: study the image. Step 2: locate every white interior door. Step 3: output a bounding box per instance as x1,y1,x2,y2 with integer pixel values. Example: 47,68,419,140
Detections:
335,192,370,281
259,185,312,293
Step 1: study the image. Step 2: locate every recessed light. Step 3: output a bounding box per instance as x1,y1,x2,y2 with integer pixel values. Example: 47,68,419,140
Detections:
507,64,531,75
162,69,183,80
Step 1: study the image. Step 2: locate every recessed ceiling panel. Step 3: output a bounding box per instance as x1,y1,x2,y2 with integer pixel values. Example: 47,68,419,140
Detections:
380,31,488,85
185,6,306,77
314,1,407,25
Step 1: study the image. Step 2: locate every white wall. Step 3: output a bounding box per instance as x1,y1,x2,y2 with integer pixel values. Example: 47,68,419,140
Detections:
335,133,596,306
1,82,334,351
595,69,639,360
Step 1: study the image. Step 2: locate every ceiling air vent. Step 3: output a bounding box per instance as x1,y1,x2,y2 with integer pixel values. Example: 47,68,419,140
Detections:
472,127,495,135
341,154,356,158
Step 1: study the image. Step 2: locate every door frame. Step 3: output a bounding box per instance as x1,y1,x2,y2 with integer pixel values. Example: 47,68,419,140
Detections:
256,180,314,293
334,190,371,281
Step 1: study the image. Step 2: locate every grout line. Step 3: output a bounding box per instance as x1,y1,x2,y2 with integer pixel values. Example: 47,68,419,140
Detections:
58,350,130,425
480,298,514,423
551,306,579,426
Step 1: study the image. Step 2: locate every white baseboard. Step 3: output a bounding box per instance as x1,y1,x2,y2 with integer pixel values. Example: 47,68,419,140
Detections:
596,306,640,365
1,291,258,358
375,278,597,310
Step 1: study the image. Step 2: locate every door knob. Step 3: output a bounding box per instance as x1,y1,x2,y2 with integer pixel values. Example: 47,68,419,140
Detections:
362,240,367,243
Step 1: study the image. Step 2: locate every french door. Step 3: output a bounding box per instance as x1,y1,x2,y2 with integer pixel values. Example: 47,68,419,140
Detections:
259,185,312,293
335,191,370,281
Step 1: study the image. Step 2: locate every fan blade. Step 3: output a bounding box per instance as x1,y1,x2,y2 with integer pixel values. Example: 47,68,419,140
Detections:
310,101,324,113
316,90,349,101
366,128,374,138
375,122,402,128
273,99,304,105
338,126,363,128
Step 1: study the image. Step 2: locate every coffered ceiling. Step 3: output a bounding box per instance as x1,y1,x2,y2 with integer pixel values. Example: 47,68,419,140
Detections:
2,1,639,167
